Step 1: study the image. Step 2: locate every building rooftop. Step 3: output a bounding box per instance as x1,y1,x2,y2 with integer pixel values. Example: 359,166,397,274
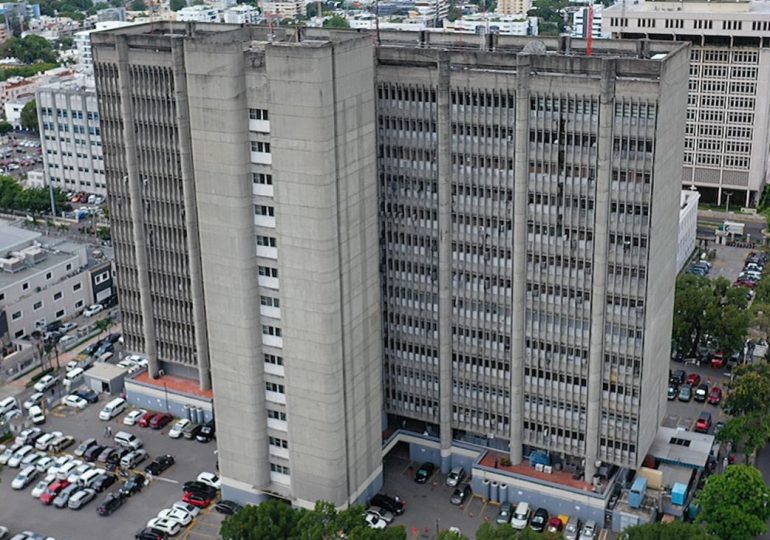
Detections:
133,370,213,400
0,222,40,252
607,0,770,14
648,427,714,469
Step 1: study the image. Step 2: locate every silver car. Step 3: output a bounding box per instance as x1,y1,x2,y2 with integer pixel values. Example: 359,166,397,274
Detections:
366,506,394,524
68,488,97,509
446,466,465,487
579,520,597,540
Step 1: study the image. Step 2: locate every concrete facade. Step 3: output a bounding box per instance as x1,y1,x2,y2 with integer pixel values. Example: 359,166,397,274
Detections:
603,0,770,207
678,190,699,272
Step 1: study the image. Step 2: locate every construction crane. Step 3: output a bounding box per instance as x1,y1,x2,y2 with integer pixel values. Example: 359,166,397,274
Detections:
586,0,594,56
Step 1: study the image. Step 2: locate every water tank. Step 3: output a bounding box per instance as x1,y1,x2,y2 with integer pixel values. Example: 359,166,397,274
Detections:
671,482,687,506
192,407,200,424
629,476,648,509
183,404,191,421
197,407,206,423
499,483,508,503
480,478,491,500
490,481,499,502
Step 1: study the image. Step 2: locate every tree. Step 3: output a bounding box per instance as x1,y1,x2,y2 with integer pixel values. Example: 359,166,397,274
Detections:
696,464,770,540
169,0,186,11
437,530,469,540
527,0,567,35
724,362,770,416
0,35,58,64
323,15,350,28
717,413,770,459
220,499,301,540
349,525,407,540
130,0,146,10
0,122,12,135
20,100,38,132
94,317,113,337
620,521,716,540
475,523,544,540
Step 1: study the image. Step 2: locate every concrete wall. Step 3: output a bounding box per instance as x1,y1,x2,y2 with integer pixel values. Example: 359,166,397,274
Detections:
678,190,699,272
124,378,213,421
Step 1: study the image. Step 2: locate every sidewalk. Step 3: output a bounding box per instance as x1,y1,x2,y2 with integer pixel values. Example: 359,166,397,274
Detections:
698,209,768,224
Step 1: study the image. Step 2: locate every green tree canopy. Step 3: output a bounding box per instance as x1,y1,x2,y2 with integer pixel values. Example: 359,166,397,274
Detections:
220,499,301,540
130,0,147,9
169,0,186,11
475,523,546,540
20,99,38,132
323,15,350,27
1,35,58,64
528,0,568,35
620,520,716,540
0,175,67,214
724,362,770,416
696,464,770,540
0,122,12,135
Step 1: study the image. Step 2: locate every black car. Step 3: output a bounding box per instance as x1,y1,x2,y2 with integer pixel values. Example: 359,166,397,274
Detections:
669,370,686,386
671,350,684,362
214,500,243,515
97,492,126,516
92,473,117,493
120,473,146,497
183,480,217,499
414,462,435,484
84,444,107,462
449,484,471,505
105,333,122,345
184,424,204,441
74,388,99,404
83,340,104,357
369,493,405,515
530,508,549,532
144,454,175,476
667,383,679,400
106,447,130,466
135,528,168,540
196,421,215,443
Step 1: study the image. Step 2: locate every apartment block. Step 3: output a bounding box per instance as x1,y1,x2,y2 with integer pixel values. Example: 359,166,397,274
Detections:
261,0,305,18
36,77,107,197
91,23,382,509
497,0,531,15
92,22,687,511
603,0,770,206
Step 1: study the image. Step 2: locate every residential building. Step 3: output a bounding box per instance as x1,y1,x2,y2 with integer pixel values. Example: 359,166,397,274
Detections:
443,14,538,35
0,2,41,21
413,0,448,24
74,21,137,73
0,221,114,340
92,22,382,510
223,4,259,24
0,77,42,110
96,6,126,21
4,94,33,128
92,23,687,519
603,0,770,207
261,0,305,18
36,76,106,196
678,190,699,272
177,5,220,22
497,0,530,15
571,4,608,39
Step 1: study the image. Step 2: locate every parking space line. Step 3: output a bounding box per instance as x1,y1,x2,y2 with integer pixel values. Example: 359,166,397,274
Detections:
401,460,414,476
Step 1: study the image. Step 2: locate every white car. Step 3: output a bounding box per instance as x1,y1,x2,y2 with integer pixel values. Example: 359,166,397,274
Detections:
61,394,88,410
83,304,104,317
123,408,146,426
197,472,221,490
146,518,182,536
172,501,200,518
33,375,58,393
31,478,51,498
365,512,387,529
68,487,97,509
28,405,45,425
367,506,394,524
15,428,41,446
35,431,62,451
23,392,45,410
168,419,190,439
56,460,81,480
0,445,20,466
8,445,34,468
11,466,39,490
67,463,93,484
60,322,78,333
21,451,46,468
2,408,21,422
158,507,194,526
35,456,55,473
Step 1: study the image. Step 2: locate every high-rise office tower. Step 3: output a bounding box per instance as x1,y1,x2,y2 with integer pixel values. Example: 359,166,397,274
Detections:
603,0,770,207
92,22,687,505
92,24,383,507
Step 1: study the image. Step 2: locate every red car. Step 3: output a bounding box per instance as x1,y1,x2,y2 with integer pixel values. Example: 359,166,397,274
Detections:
695,412,712,433
708,387,723,405
138,411,158,428
686,373,701,387
40,479,70,505
711,352,725,369
182,490,212,508
150,413,173,430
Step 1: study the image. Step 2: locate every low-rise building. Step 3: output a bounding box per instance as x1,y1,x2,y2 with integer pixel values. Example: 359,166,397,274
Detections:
0,221,115,340
261,0,304,18
443,13,538,35
223,4,259,24
176,5,220,22
4,94,33,128
497,0,530,15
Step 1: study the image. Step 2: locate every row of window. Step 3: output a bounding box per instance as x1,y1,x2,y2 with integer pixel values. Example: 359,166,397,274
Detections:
249,108,269,121
253,173,273,185
43,136,101,147
251,141,271,153
265,354,283,365
40,108,99,121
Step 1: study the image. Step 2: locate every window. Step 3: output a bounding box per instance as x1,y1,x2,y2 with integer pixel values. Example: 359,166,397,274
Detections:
75,300,84,309
268,409,287,421
265,354,284,365
251,141,271,153
266,382,285,393
73,283,82,292
14,329,24,338
66,264,72,271
269,436,288,449
261,296,280,308
254,205,274,217
55,309,64,318
258,266,278,278
33,301,42,311
0,293,4,301
257,236,277,247
249,109,269,121
53,291,62,301
252,173,273,185
262,325,282,337
270,463,289,475
45,272,52,280
11,310,22,320
22,282,28,291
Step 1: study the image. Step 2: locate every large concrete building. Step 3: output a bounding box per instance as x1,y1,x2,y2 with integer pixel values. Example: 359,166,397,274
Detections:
603,0,770,207
92,22,687,510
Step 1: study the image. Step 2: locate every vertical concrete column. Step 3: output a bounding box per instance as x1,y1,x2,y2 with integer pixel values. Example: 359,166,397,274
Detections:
171,38,211,391
437,55,453,473
584,59,616,483
509,54,530,466
116,35,159,378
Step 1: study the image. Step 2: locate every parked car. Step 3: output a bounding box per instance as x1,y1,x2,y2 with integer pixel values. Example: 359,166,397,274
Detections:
677,384,693,402
121,449,149,469
123,409,147,427
33,375,59,393
530,508,549,532
369,493,404,515
214,500,243,515
40,479,70,505
62,394,89,410
686,373,701,387
50,435,75,453
158,506,194,526
695,411,713,433
145,455,175,476
667,383,679,400
708,387,723,405
28,405,45,425
134,527,168,540
182,481,217,499
168,419,191,439
11,466,39,490
446,466,465,487
496,501,513,524
74,388,99,404
23,393,45,411
92,472,118,493
34,432,62,451
196,421,216,443
511,502,531,530
449,484,472,505
196,472,220,490
366,506,394,524
145,518,181,537
138,411,157,428
669,370,686,386
120,473,147,497
84,444,107,463
182,491,212,508
68,488,97,509
694,383,709,402
53,483,79,508
183,424,203,441
414,462,435,484
711,351,725,369
75,438,98,458
150,413,173,430
579,520,597,540
97,492,126,516
31,478,52,498
364,513,387,530
547,516,564,533
83,304,104,317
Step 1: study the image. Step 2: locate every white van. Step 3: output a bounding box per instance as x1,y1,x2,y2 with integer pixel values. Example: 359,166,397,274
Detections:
98,398,126,421
63,367,85,389
0,396,19,416
78,468,103,487
510,502,531,530
113,431,143,451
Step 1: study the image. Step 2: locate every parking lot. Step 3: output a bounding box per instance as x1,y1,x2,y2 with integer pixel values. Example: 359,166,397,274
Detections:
0,391,221,539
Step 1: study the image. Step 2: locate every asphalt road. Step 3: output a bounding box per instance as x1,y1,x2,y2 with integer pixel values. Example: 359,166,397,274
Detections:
0,394,220,539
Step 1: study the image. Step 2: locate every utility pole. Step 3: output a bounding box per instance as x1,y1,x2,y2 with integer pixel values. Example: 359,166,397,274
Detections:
725,191,733,214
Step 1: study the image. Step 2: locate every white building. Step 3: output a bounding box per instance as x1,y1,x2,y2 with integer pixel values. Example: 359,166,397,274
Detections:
177,5,220,22
74,21,136,74
678,190,700,272
4,95,33,128
223,4,259,24
571,4,608,38
413,0,448,25
443,13,538,35
36,77,106,196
